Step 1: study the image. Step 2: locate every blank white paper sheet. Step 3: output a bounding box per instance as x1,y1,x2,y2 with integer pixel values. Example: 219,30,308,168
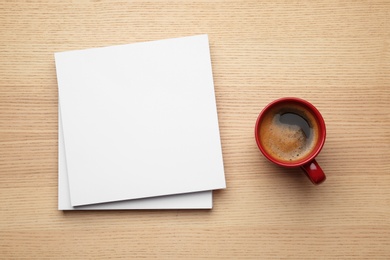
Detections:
55,35,226,207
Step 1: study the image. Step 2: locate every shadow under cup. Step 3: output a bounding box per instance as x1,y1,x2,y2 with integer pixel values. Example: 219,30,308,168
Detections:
255,97,326,184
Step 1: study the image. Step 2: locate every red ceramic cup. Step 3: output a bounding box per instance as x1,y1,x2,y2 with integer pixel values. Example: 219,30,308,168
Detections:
255,97,326,185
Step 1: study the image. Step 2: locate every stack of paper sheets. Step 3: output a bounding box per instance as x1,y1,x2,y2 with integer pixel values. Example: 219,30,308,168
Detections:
55,35,226,210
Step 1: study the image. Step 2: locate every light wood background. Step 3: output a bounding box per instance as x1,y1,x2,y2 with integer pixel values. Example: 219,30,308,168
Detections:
1,1,389,259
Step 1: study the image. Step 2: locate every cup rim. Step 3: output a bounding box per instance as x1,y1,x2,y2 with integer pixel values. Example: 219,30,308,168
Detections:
255,97,326,167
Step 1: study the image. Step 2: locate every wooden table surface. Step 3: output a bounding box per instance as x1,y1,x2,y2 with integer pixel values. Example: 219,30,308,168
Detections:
1,1,389,259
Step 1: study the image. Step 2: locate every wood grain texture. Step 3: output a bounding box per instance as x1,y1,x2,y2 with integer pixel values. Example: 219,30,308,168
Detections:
0,0,389,259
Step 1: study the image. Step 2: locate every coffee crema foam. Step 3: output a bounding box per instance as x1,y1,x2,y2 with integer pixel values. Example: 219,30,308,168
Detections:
259,103,319,163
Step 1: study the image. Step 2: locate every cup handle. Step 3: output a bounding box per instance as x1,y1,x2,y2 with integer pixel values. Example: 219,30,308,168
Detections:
301,159,326,185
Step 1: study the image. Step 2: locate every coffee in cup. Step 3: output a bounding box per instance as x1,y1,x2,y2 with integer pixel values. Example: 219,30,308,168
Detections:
258,101,320,163
255,97,327,184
